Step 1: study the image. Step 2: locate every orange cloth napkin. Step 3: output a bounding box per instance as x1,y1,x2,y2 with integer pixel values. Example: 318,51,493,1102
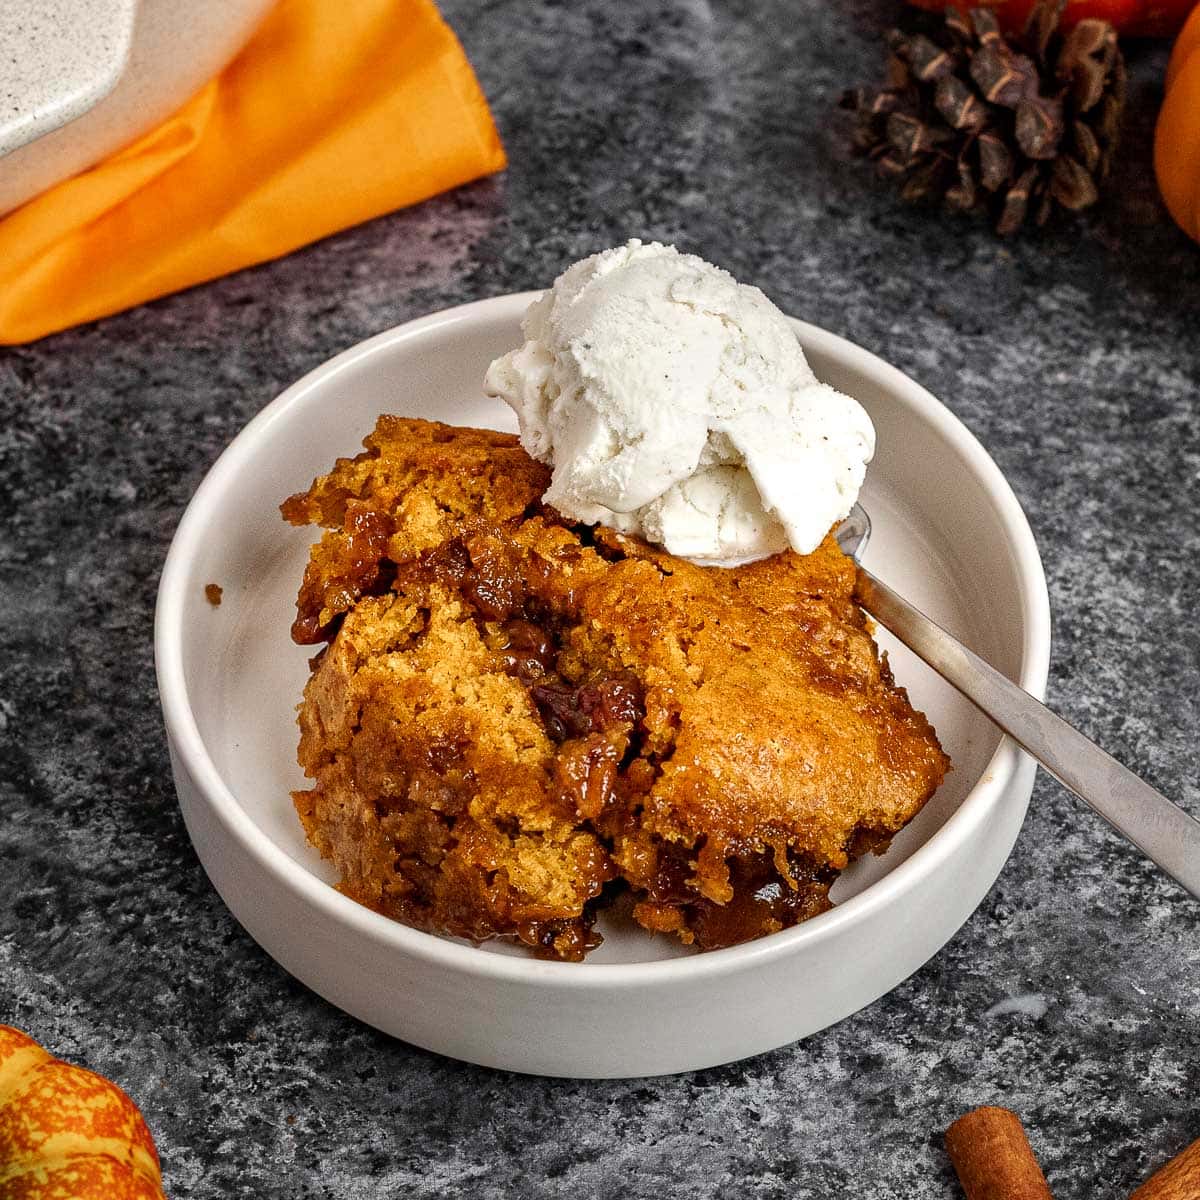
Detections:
0,0,506,344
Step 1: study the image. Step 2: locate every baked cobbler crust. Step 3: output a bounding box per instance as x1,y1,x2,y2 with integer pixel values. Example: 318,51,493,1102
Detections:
283,417,949,960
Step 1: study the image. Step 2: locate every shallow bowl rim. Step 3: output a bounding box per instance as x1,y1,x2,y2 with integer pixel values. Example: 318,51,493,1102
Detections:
154,292,1051,987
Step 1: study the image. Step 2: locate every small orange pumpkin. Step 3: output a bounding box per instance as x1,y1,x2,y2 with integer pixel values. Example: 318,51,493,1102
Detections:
0,1025,166,1199
1156,3,1200,242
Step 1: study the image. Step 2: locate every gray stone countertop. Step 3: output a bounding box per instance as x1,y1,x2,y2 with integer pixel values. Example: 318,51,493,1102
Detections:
2,1,1198,1196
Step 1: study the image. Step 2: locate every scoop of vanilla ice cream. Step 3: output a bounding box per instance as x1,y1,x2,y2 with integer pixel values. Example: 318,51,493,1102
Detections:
483,240,874,563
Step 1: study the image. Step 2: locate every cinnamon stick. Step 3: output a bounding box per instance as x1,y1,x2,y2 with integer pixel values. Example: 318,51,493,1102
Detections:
1131,1136,1200,1200
946,1106,1054,1200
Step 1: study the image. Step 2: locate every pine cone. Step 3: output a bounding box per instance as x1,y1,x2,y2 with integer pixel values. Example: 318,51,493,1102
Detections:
840,0,1126,235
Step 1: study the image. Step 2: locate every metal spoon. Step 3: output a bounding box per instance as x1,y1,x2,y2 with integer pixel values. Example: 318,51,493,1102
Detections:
837,502,1200,900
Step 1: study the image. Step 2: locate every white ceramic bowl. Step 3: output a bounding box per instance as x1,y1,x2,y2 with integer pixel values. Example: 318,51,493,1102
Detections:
155,294,1050,1078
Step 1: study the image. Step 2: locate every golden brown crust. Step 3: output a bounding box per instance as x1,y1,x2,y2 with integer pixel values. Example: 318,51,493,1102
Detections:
284,417,950,960
281,417,548,644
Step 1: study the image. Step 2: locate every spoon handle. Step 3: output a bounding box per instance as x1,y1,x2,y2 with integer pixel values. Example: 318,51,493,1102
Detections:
856,566,1200,901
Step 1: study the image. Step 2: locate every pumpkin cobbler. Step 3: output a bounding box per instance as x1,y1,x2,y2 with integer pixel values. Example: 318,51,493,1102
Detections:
283,417,949,961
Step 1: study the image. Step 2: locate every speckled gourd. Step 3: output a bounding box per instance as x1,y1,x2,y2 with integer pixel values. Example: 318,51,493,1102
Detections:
0,1024,166,1199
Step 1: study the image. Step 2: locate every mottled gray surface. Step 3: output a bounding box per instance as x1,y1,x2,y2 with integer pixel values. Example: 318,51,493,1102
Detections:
2,1,1198,1196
